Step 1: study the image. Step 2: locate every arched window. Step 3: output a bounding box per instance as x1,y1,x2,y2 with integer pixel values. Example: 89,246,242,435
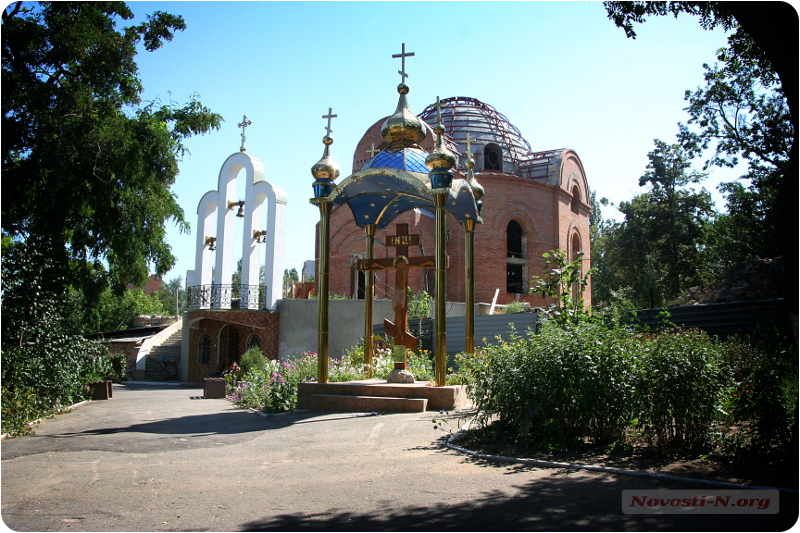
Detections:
506,220,525,294
571,185,581,214
570,232,583,302
198,334,211,365
484,144,502,171
245,333,261,351
218,325,240,369
507,220,523,258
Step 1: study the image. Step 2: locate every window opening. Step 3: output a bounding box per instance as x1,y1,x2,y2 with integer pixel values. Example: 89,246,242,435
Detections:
198,334,211,365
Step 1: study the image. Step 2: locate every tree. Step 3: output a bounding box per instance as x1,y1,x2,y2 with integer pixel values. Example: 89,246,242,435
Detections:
677,54,791,268
283,268,299,296
151,276,186,316
602,140,715,307
603,0,798,309
2,2,223,301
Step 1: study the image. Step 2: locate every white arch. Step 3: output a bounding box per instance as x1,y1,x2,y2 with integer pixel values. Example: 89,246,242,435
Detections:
191,152,287,310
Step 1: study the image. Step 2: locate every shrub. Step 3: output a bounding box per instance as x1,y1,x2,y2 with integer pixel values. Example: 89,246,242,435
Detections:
240,346,267,375
633,329,728,450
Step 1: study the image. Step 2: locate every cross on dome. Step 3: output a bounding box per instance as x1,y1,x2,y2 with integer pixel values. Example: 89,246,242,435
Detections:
322,108,337,136
237,115,252,152
464,133,476,158
392,43,415,83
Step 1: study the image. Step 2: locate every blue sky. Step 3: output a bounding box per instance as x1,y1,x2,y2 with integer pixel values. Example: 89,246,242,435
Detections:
125,1,740,284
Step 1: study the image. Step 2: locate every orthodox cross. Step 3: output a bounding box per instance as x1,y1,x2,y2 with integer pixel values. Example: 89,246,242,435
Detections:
464,132,476,158
322,108,337,136
358,223,434,353
237,115,252,152
392,43,415,83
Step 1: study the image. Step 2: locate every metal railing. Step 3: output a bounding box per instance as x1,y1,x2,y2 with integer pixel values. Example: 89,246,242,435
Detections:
186,284,267,310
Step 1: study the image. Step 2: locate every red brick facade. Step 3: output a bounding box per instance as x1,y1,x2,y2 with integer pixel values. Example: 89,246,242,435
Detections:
317,106,592,308
185,309,280,383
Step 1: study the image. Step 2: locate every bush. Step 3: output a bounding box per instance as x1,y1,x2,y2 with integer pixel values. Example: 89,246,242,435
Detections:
633,329,728,450
458,318,749,454
240,346,267,375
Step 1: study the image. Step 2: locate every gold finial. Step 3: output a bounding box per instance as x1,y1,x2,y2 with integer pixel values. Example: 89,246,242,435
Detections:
464,133,484,201
380,47,426,148
237,115,252,152
426,95,456,173
392,43,415,85
311,108,340,193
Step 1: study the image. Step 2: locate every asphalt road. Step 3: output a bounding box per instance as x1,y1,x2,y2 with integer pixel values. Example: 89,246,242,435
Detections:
1,383,797,532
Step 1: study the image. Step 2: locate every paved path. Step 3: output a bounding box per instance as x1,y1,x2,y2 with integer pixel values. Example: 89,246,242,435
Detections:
2,383,796,531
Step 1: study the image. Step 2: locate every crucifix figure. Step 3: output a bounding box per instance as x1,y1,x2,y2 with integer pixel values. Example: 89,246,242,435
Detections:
392,43,415,84
358,224,434,372
237,115,252,152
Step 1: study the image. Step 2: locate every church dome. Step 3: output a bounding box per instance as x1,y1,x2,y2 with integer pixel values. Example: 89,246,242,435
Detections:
419,97,536,174
380,83,427,148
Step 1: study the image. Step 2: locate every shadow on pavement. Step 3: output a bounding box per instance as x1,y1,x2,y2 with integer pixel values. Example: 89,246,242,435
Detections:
240,473,799,532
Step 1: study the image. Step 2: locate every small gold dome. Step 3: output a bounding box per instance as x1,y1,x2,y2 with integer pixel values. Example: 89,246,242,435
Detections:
426,116,456,172
311,136,340,181
380,84,426,147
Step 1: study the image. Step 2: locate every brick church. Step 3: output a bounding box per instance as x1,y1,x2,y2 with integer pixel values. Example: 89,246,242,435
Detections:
322,95,591,308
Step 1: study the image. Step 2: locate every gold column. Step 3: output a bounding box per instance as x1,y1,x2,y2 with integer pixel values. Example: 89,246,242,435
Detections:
464,219,476,354
434,192,447,386
363,224,376,379
316,200,332,383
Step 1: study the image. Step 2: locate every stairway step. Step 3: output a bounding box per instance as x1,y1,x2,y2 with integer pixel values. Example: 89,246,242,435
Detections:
308,394,427,413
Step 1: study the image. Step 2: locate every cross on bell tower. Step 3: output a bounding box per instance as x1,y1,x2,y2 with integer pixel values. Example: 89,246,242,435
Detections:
237,115,252,152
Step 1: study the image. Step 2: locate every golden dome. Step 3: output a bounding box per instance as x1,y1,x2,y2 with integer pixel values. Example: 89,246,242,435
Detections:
311,135,340,181
380,84,427,148
425,97,456,172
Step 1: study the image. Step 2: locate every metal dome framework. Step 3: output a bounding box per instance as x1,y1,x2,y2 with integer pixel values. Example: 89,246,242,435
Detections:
419,96,536,172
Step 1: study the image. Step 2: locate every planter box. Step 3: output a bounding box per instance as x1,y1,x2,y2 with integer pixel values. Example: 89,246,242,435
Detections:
89,380,113,400
204,377,227,399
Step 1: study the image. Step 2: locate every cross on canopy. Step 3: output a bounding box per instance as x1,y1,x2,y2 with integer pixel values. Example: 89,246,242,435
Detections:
322,108,337,136
392,43,415,83
358,224,433,351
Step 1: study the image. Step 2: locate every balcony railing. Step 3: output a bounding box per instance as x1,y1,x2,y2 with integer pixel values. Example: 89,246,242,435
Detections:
187,284,267,311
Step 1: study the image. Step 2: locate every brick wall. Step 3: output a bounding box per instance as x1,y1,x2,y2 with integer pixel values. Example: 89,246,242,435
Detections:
185,309,280,383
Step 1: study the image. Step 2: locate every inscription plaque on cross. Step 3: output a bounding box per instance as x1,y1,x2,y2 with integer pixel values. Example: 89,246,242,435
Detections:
358,224,434,367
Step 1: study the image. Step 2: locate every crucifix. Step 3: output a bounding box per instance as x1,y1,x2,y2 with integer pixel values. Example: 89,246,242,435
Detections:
322,107,337,136
358,224,434,369
237,115,252,152
392,43,415,84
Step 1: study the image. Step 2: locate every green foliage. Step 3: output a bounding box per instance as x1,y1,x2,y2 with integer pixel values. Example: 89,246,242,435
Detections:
2,2,222,299
407,288,433,321
456,320,795,458
1,238,128,435
239,346,267,375
596,141,715,307
634,330,728,450
722,334,798,463
502,301,526,314
529,249,595,325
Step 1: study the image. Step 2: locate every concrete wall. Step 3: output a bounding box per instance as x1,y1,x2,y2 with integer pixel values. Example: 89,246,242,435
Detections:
276,299,469,361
